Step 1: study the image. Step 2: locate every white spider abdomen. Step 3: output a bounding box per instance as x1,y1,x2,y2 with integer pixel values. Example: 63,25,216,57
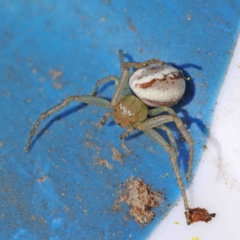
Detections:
129,63,186,107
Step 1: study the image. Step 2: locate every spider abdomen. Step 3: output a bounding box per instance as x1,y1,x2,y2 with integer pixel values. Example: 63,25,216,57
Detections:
129,63,186,107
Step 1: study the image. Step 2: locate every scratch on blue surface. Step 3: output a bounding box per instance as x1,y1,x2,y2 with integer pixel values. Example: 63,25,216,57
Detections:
0,0,239,240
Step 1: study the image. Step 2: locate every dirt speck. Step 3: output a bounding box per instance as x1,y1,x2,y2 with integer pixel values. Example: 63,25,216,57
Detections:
113,177,162,226
95,158,113,169
186,207,216,225
120,142,131,154
36,176,47,183
84,141,102,151
49,69,63,89
186,14,192,21
0,141,3,147
127,17,136,32
49,69,63,80
161,173,169,178
111,147,124,165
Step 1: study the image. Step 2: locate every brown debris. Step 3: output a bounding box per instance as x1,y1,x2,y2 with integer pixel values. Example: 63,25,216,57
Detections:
49,69,63,80
113,177,162,226
36,176,47,183
95,158,113,170
111,147,124,165
49,69,63,89
120,142,131,154
127,17,136,32
186,207,216,225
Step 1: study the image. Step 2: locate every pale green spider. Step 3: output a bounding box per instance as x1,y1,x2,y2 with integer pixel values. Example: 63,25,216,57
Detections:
26,51,215,224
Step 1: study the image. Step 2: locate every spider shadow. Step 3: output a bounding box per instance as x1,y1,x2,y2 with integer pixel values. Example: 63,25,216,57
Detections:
29,103,90,150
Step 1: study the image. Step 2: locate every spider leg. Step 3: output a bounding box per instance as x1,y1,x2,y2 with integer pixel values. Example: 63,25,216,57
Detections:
157,124,177,153
100,112,113,126
136,115,194,180
119,50,124,70
90,50,131,98
90,76,120,96
25,96,111,152
111,58,165,107
120,126,134,140
148,106,176,117
143,128,190,224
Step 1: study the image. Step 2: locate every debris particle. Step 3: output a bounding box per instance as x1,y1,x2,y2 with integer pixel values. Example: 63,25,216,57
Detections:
49,69,63,80
101,17,106,22
127,17,136,32
120,142,131,154
36,176,47,183
191,237,199,240
161,173,169,178
0,141,3,147
84,141,101,151
49,69,63,89
174,221,179,225
113,177,162,226
52,81,62,89
76,196,82,202
95,158,113,169
32,68,37,73
186,207,216,224
40,77,46,83
186,14,192,21
111,147,124,165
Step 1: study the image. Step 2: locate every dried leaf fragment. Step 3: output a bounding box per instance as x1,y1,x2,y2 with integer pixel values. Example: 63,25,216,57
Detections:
186,207,216,225
114,177,162,226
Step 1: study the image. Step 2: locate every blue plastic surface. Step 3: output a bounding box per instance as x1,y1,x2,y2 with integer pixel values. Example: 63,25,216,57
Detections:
0,1,239,239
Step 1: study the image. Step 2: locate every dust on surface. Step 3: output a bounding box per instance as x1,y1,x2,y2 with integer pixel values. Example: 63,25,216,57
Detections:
186,207,216,225
95,158,113,170
111,147,124,165
120,142,131,154
113,177,162,226
127,17,136,32
36,176,47,183
49,69,63,89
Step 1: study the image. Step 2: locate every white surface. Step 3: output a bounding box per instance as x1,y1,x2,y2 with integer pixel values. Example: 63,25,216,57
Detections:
149,35,240,240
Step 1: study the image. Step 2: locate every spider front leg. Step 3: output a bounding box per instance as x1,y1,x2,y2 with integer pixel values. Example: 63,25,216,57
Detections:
90,50,129,97
25,96,111,152
90,76,119,96
136,115,194,180
100,112,113,126
143,128,190,224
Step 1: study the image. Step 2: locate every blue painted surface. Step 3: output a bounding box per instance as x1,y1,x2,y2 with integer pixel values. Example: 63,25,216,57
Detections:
0,1,239,239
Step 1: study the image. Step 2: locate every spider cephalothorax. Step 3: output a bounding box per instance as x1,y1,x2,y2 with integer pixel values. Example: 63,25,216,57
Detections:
26,51,215,225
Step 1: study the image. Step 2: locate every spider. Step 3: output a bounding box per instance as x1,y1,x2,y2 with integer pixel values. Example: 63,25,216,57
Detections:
25,51,195,224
